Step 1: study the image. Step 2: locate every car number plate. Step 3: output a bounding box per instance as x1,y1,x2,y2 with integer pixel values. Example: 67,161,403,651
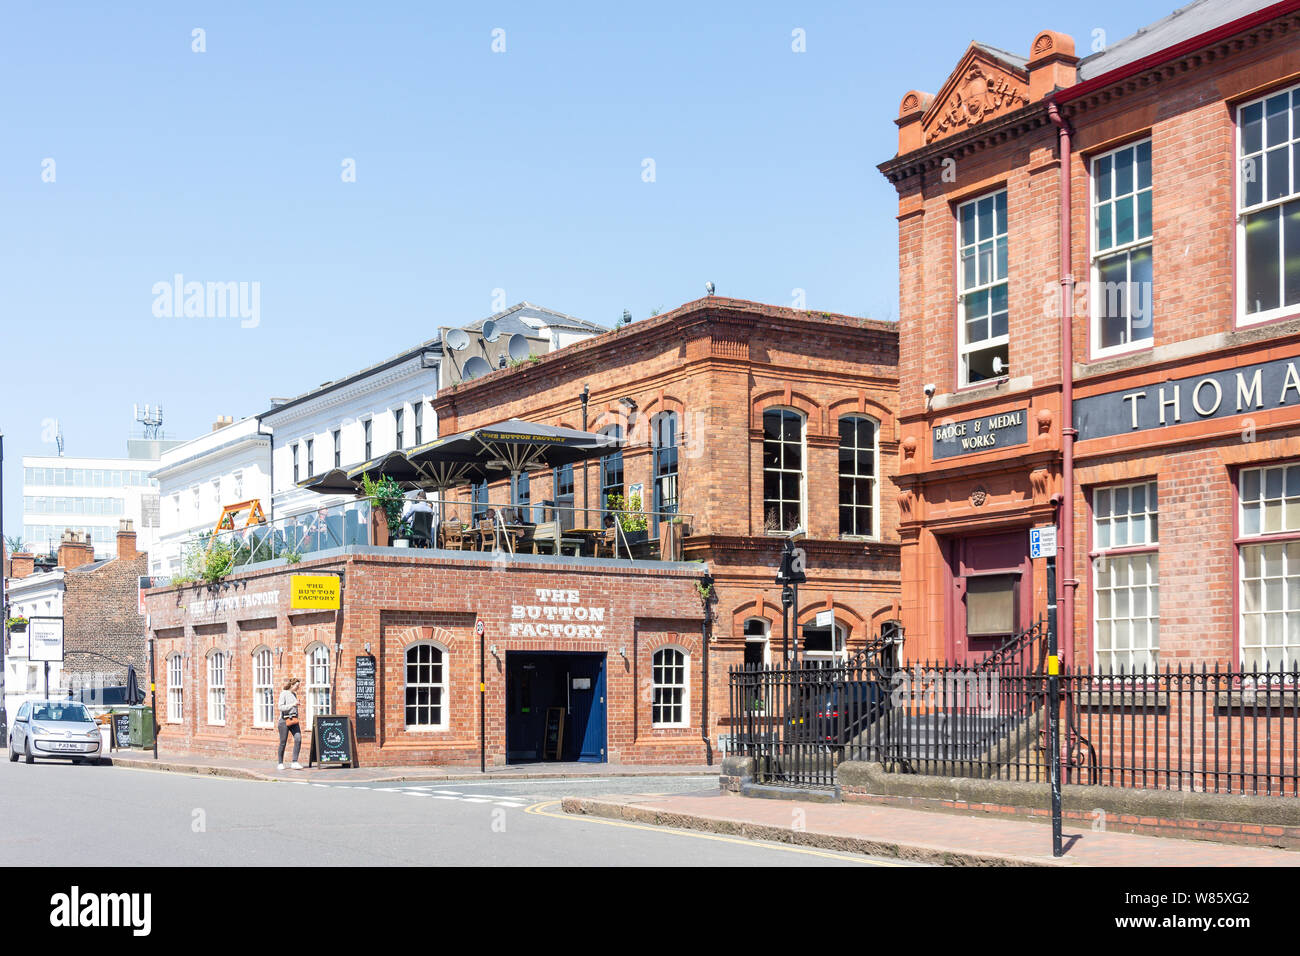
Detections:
51,741,80,751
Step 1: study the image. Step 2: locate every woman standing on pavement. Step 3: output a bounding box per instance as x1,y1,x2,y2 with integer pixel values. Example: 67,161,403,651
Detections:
277,677,303,770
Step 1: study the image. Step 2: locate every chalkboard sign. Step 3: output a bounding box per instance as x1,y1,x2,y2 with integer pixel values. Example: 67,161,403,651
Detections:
543,707,565,761
355,656,376,741
112,712,132,749
309,715,356,768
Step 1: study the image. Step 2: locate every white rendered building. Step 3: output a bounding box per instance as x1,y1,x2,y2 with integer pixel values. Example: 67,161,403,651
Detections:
149,417,272,577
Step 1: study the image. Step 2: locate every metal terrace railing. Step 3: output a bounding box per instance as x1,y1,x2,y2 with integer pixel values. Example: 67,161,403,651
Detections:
177,496,695,575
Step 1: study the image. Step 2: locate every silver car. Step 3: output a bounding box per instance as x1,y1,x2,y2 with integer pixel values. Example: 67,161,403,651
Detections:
8,699,104,765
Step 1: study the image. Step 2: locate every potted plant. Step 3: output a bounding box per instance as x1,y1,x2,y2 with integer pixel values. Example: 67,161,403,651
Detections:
362,474,406,548
392,519,412,548
5,616,28,633
606,492,649,548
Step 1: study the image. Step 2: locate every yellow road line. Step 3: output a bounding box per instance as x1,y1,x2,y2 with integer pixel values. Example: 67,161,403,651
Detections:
524,801,901,866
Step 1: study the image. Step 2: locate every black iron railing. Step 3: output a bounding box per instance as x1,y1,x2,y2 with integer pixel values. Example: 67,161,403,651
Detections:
728,633,1300,796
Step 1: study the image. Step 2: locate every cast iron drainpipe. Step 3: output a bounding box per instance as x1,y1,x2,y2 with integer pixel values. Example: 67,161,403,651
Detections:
700,573,714,767
1048,99,1077,666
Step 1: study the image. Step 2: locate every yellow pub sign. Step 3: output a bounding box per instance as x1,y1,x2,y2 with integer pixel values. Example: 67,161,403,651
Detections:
290,575,341,610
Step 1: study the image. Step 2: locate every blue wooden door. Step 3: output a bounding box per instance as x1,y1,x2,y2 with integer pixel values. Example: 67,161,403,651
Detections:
571,655,607,763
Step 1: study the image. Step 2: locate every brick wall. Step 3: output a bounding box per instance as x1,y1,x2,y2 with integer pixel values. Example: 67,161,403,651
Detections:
63,549,148,690
143,551,712,767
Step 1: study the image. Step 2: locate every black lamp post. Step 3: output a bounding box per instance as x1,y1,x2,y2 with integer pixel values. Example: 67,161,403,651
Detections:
579,384,590,519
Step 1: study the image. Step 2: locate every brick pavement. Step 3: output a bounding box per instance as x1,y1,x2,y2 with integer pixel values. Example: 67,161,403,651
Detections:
561,791,1300,867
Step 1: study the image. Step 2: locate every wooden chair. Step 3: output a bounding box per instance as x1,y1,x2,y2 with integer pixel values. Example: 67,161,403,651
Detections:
594,528,618,558
439,520,471,551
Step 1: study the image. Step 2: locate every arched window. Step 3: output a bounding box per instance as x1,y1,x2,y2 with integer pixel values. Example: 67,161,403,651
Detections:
762,409,804,533
600,425,624,519
305,644,332,725
802,620,848,664
743,618,770,666
838,415,878,538
206,650,226,725
651,647,689,727
252,647,274,728
167,654,183,723
405,642,447,730
652,412,679,531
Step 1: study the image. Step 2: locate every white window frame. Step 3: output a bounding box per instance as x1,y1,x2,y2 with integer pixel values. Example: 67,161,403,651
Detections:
252,646,274,728
956,189,1009,386
167,653,183,723
743,618,771,666
1238,462,1300,669
404,641,449,731
838,414,879,539
206,650,227,725
1092,480,1160,674
651,646,690,728
1090,138,1154,357
305,643,332,726
762,407,806,534
1236,81,1300,325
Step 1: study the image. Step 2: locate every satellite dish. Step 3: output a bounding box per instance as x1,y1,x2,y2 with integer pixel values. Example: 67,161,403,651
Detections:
482,319,501,343
705,281,715,296
992,356,1009,376
445,328,470,352
462,356,492,381
507,333,531,363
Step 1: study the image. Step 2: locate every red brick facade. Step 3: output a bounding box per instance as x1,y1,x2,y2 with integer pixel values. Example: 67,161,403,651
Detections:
434,296,901,743
883,7,1300,669
144,552,709,766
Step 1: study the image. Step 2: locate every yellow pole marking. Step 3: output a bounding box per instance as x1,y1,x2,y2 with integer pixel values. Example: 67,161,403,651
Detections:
523,801,902,866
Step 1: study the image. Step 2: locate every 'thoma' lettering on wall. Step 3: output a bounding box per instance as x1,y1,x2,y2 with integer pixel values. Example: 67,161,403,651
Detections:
509,588,607,639
1075,355,1300,441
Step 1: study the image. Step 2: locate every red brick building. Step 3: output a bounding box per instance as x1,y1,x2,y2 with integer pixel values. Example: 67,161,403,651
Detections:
434,296,901,682
881,0,1300,670
144,552,708,766
142,296,900,767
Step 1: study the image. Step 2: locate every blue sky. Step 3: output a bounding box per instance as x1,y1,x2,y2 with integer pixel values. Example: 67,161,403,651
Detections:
1,0,1184,533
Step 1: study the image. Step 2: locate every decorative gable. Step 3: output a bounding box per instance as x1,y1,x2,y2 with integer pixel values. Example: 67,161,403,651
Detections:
922,45,1030,145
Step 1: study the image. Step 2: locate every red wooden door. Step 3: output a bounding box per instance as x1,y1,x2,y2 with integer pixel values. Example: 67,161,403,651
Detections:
946,530,1031,665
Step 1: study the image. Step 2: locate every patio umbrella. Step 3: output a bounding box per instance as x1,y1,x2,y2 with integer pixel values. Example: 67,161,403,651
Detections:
432,419,620,476
347,451,428,490
125,664,142,705
299,468,364,496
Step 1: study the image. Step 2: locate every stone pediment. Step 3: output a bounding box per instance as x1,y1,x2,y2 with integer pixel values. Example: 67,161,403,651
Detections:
922,45,1030,146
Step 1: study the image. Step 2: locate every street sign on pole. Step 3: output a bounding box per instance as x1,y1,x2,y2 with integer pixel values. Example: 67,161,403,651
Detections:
28,617,64,663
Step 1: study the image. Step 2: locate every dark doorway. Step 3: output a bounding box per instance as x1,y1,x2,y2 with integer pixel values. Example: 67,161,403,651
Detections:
505,652,607,763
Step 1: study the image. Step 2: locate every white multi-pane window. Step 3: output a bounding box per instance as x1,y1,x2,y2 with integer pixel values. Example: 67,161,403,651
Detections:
253,648,274,727
1092,140,1153,354
167,654,183,722
405,643,446,729
207,651,226,725
651,648,688,727
1238,82,1300,323
762,409,804,533
306,644,332,725
1239,463,1300,669
838,416,877,538
956,190,1009,385
1093,481,1160,673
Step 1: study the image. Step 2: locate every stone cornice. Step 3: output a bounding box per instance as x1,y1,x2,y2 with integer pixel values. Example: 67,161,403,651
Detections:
433,297,897,420
261,357,434,428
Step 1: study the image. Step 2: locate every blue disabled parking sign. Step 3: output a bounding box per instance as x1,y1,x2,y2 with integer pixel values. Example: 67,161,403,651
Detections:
1030,525,1057,559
